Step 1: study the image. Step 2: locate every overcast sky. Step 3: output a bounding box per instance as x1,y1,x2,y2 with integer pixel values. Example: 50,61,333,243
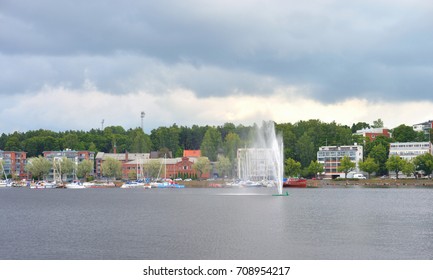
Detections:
1,0,433,133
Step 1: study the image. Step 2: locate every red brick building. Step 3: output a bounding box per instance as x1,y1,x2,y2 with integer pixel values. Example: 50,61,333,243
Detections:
354,128,391,141
96,151,210,180
0,150,27,179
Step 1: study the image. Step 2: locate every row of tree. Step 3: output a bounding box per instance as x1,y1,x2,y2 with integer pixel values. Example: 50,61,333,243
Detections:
22,155,214,181
1,119,432,179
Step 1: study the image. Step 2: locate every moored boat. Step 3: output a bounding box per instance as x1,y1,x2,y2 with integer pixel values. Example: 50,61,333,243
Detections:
283,178,307,188
65,181,86,189
30,181,58,189
121,181,151,189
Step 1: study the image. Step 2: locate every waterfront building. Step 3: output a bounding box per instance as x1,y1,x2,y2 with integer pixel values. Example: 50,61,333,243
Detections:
95,152,150,178
317,145,363,179
43,149,95,181
0,150,27,180
389,142,432,161
354,127,391,141
95,151,209,179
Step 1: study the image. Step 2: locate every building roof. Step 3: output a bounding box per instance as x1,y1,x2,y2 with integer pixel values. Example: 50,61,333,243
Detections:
123,156,203,165
95,152,150,160
183,150,201,157
355,127,389,134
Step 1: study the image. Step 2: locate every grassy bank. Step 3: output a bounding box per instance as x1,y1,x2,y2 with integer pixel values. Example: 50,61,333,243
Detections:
314,178,433,187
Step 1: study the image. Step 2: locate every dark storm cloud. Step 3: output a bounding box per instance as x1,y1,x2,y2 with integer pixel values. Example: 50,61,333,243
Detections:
1,0,433,102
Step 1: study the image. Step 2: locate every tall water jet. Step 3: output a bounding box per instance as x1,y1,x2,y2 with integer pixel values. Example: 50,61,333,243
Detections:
237,121,284,194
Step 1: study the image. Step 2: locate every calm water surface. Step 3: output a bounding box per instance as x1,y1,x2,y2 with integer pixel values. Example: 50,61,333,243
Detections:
1,186,432,260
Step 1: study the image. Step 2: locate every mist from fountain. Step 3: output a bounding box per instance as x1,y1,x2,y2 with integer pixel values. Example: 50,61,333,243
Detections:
237,121,284,194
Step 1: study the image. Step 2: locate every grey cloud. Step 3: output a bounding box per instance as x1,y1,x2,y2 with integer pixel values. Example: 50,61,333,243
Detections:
1,0,433,102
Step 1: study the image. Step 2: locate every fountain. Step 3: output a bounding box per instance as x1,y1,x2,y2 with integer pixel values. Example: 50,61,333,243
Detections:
237,121,285,195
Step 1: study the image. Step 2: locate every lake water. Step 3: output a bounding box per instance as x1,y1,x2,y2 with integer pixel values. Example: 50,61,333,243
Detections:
1,186,432,260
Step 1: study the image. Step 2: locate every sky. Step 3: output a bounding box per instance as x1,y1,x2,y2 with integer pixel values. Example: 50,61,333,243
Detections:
1,0,433,134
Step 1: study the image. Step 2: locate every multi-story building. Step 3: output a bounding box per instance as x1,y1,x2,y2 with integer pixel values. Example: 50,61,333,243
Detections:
95,151,209,180
43,150,95,180
413,120,433,135
389,142,432,161
354,128,391,141
95,152,150,178
0,150,27,179
317,145,363,179
122,156,205,179
43,149,95,163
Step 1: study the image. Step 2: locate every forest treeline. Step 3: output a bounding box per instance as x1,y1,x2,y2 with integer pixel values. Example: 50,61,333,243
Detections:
1,119,431,171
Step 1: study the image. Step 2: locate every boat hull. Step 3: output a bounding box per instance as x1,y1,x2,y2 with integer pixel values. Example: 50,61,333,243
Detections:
283,178,307,188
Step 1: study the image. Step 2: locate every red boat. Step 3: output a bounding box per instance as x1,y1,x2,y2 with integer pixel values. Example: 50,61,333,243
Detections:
283,178,307,188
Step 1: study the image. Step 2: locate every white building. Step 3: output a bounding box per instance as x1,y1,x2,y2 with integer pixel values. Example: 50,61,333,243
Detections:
317,145,363,179
413,120,433,136
389,142,432,161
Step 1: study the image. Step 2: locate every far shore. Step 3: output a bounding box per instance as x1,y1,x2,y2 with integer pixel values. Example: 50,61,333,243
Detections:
179,178,433,188
309,178,433,188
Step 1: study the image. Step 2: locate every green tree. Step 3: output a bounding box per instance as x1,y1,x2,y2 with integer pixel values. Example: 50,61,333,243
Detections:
25,156,52,180
192,157,211,179
359,157,379,178
200,127,222,162
101,157,123,180
285,158,301,177
337,155,355,178
4,135,21,151
223,132,241,164
276,122,297,161
372,118,384,128
392,124,418,142
128,170,137,180
402,160,416,177
62,133,79,150
386,155,406,179
351,122,370,133
413,153,433,178
59,157,74,180
368,143,389,176
77,159,94,180
144,159,163,179
130,129,151,153
295,132,315,167
215,155,231,178
150,124,181,156
307,160,324,179
0,159,5,179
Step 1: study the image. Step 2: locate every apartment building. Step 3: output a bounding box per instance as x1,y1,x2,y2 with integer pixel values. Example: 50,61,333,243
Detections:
389,142,432,161
0,150,27,179
317,145,363,179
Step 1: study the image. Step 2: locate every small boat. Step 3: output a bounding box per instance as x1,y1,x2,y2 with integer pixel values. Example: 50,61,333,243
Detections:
30,181,57,189
83,181,116,188
121,181,151,189
0,179,14,187
283,178,307,188
240,180,263,187
150,180,184,188
65,181,86,189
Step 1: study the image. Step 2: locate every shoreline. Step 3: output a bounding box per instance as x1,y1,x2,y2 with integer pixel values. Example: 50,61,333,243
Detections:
310,178,433,188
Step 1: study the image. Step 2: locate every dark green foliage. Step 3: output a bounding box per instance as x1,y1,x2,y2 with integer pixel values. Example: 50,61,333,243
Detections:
392,124,418,142
4,120,423,176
